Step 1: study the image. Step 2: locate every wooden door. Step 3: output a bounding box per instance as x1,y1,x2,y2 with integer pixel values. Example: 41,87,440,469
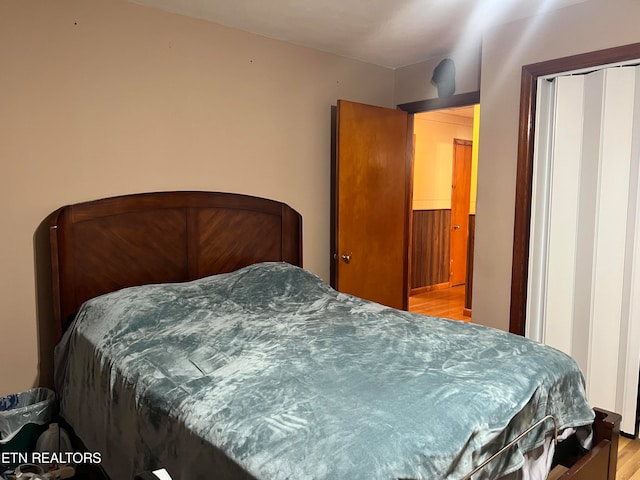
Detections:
450,139,472,286
332,100,413,310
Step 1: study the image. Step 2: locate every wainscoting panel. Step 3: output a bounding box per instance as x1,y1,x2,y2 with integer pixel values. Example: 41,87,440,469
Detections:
411,209,450,290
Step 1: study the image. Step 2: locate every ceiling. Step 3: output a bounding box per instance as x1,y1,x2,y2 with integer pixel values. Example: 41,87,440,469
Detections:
130,0,587,68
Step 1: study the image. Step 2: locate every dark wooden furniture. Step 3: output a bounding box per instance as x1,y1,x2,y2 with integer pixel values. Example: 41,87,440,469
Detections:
555,408,621,480
48,191,302,342
47,191,620,480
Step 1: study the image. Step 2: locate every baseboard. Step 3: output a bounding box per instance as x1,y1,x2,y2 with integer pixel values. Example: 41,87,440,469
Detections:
410,282,451,296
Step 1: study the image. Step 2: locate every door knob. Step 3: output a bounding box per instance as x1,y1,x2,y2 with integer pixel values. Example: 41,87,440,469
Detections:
341,253,352,264
453,224,461,230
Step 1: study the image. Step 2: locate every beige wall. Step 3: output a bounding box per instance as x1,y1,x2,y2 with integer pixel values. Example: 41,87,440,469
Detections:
0,0,395,396
6,0,635,397
413,112,474,211
472,0,640,330
394,42,482,105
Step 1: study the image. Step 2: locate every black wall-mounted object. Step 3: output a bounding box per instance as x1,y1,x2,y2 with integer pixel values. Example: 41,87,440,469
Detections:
432,58,456,98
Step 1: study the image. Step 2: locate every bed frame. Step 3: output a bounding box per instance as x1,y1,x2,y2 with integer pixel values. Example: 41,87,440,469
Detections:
46,191,620,480
48,191,302,341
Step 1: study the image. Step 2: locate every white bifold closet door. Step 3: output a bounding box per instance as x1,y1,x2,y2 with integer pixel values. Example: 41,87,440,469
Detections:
527,65,640,434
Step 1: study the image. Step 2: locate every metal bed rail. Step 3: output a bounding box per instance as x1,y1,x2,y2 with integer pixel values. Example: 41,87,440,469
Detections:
462,415,559,480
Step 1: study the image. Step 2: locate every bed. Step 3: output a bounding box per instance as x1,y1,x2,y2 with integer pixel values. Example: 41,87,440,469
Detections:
46,191,621,480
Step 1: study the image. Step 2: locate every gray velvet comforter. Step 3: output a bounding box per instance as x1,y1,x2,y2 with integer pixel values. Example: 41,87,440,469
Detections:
56,262,594,479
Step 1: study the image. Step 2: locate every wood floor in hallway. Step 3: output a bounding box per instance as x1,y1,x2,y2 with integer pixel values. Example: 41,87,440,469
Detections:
408,285,469,321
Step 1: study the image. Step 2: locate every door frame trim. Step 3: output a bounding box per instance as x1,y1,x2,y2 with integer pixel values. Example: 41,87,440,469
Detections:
330,105,338,287
403,115,415,309
398,91,481,114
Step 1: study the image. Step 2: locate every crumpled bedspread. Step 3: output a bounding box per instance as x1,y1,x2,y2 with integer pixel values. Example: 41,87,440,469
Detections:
55,262,595,479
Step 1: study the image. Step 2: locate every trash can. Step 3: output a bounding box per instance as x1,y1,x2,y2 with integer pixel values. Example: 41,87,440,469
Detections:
0,388,56,458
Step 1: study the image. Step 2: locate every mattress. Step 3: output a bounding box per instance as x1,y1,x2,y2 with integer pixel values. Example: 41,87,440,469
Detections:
55,262,595,479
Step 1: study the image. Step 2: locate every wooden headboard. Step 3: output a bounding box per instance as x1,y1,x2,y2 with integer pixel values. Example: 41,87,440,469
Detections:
49,191,302,341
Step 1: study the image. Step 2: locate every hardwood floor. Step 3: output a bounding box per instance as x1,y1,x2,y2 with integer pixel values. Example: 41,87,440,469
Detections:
409,285,469,321
617,435,640,480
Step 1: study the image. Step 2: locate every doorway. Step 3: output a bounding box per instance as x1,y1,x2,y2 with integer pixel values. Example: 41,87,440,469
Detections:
331,93,480,320
408,105,479,321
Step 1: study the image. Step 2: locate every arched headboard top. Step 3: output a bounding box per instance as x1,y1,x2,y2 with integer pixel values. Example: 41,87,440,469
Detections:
49,191,302,340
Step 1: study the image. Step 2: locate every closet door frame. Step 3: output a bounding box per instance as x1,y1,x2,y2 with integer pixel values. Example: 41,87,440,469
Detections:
509,42,640,336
